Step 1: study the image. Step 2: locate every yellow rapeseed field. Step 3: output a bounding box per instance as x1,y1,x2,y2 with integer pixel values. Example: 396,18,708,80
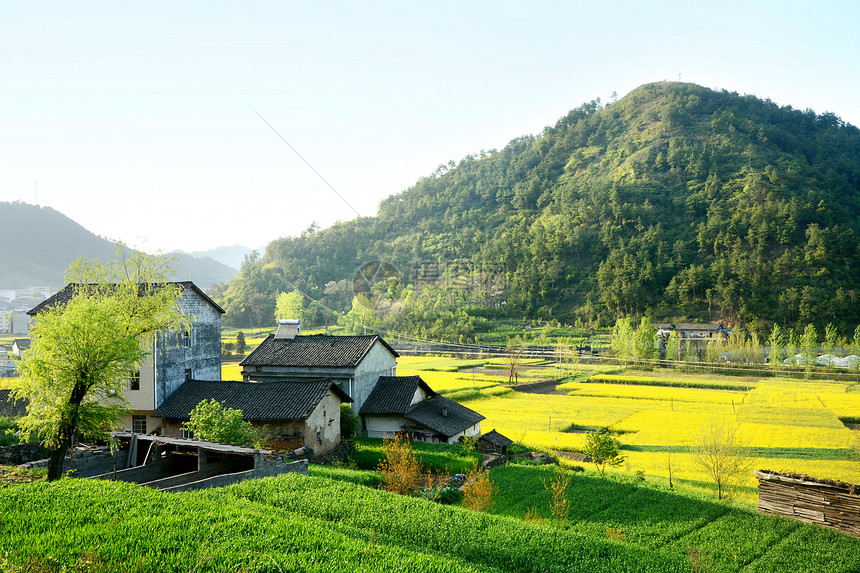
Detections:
398,356,860,499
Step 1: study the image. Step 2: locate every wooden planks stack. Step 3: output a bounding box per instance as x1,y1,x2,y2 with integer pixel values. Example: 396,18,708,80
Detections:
756,470,860,537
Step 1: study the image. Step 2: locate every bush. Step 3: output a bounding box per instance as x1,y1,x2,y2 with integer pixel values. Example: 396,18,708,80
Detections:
182,399,261,447
340,404,360,438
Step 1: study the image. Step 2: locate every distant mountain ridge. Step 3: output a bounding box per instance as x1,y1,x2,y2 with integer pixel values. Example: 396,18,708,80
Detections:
0,202,237,290
178,245,254,271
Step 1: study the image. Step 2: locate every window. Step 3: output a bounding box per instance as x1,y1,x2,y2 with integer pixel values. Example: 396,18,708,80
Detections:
128,370,140,391
132,415,147,434
182,328,191,348
185,368,193,382
180,428,195,440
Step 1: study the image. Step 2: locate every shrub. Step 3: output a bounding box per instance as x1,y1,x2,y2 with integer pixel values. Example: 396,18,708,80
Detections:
378,434,422,495
182,399,260,447
340,404,360,438
462,462,494,512
583,429,624,475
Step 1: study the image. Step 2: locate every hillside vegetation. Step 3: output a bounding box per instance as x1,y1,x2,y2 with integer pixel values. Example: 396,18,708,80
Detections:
212,82,860,338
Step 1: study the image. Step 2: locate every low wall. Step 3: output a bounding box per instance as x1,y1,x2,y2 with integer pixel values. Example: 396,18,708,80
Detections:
756,470,860,537
21,445,128,477
0,442,50,465
160,458,308,492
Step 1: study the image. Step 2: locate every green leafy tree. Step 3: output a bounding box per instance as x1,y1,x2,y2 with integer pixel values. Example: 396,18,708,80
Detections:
275,290,305,321
12,248,189,481
800,323,818,378
666,331,682,363
182,399,260,447
633,317,657,362
768,323,784,370
824,322,839,356
610,317,634,367
583,429,624,475
236,331,246,354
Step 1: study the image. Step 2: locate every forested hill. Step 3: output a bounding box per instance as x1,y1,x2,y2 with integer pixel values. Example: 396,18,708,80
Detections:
212,82,860,337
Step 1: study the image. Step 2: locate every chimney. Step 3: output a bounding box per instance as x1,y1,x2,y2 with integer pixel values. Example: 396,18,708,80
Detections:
275,319,301,340
442,407,448,417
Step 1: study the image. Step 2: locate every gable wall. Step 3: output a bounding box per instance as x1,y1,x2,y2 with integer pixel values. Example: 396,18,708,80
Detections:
154,289,222,408
352,342,397,413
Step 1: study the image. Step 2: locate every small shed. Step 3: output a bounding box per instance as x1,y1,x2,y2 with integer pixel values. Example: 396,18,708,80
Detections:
477,430,513,455
360,375,484,444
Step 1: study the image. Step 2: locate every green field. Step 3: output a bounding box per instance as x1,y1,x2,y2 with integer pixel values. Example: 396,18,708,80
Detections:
2,468,858,572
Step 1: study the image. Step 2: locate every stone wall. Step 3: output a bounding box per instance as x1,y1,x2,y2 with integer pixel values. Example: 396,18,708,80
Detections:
756,470,860,537
0,441,50,466
21,444,128,478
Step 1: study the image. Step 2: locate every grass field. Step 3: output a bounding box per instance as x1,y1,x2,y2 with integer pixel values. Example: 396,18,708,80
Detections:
400,356,860,504
2,469,858,572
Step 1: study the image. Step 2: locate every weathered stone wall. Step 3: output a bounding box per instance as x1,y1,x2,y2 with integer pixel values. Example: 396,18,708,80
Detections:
756,470,860,537
21,445,129,477
0,441,50,465
155,288,222,408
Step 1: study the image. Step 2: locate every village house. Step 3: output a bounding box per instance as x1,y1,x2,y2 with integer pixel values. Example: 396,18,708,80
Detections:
476,429,513,456
28,281,224,434
10,338,30,357
239,321,397,414
655,322,730,341
151,379,351,454
359,375,484,444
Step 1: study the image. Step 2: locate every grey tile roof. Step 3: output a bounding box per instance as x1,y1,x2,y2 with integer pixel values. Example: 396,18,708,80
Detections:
359,376,436,415
151,379,351,421
28,281,225,316
479,429,513,447
404,395,485,438
239,334,398,368
0,389,28,419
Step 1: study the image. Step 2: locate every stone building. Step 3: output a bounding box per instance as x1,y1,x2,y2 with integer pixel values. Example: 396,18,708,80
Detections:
28,281,224,434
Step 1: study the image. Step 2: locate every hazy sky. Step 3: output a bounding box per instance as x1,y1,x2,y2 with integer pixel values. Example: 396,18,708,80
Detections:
2,1,858,254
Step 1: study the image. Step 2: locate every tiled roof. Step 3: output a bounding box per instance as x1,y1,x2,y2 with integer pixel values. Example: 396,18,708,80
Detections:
13,339,30,350
404,395,485,438
359,376,436,415
239,334,398,368
479,429,513,447
151,379,351,421
0,390,28,419
28,281,225,316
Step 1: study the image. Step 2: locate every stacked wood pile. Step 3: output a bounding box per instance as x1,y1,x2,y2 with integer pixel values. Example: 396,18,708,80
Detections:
756,470,860,537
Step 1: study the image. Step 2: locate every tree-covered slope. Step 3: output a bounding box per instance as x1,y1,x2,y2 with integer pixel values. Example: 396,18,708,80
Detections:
213,82,860,336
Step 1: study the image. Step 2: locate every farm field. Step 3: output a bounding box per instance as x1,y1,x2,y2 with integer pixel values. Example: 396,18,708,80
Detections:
3,470,859,572
401,356,860,504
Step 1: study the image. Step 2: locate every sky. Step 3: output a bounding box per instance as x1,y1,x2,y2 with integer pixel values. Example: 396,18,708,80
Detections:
1,1,858,254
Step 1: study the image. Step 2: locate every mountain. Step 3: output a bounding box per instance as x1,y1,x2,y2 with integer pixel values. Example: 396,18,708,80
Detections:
211,82,860,337
0,202,237,291
180,245,254,271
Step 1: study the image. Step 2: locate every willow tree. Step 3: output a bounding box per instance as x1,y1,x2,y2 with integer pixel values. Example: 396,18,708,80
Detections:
13,248,189,481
